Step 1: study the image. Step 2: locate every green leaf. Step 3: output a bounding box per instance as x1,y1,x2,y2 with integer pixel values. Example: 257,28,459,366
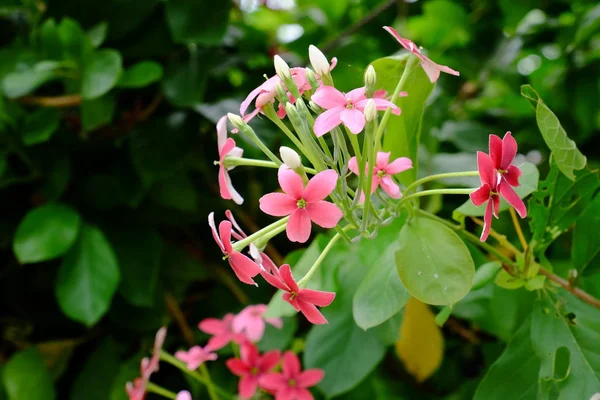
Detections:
531,293,600,398
571,194,600,275
117,61,163,88
166,0,232,45
374,55,434,186
87,22,108,48
353,221,410,330
105,226,163,307
572,4,600,47
2,348,56,400
40,18,62,59
22,108,61,146
71,338,121,400
81,94,116,131
81,49,123,100
13,203,81,264
258,317,297,352
474,318,541,400
455,162,539,216
471,261,502,291
56,224,120,326
521,85,586,180
529,160,600,253
395,215,474,306
58,18,93,62
494,269,525,289
1,68,57,98
162,54,210,107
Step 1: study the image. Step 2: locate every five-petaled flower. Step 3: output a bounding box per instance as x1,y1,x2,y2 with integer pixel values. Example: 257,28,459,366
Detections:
217,116,244,205
260,261,335,324
226,342,281,399
233,304,283,342
260,351,324,400
383,26,460,83
209,212,261,285
470,152,500,242
349,152,413,199
489,132,527,218
312,86,400,136
259,167,343,243
199,313,248,350
175,345,218,371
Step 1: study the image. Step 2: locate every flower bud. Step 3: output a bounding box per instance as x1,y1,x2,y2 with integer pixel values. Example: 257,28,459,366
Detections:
275,82,288,105
227,113,245,130
280,146,302,169
364,65,377,97
309,45,330,76
363,99,377,122
274,55,291,80
305,68,320,91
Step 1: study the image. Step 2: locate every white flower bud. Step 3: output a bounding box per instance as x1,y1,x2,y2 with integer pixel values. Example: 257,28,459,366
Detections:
309,45,330,76
280,146,302,169
364,65,377,87
227,113,245,130
364,99,378,122
274,55,291,80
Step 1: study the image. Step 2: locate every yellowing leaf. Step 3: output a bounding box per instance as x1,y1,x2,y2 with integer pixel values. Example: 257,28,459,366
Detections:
395,297,444,382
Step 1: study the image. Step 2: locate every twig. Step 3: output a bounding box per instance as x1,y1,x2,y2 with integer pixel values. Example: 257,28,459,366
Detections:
538,269,600,309
18,94,81,107
509,207,528,250
138,94,163,121
445,318,480,345
321,0,402,53
165,293,196,346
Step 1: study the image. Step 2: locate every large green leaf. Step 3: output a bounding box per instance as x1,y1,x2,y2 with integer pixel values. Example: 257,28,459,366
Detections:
22,108,61,146
529,160,600,253
395,216,474,306
531,293,600,399
1,67,57,98
56,224,120,326
373,55,434,186
81,94,115,131
165,0,232,45
13,203,81,264
474,318,541,400
571,194,600,275
81,50,123,100
117,61,164,88
2,348,56,400
353,220,410,330
455,162,539,216
257,317,298,352
521,85,586,180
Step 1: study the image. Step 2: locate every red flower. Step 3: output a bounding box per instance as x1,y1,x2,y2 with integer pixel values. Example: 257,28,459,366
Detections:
260,351,324,400
470,152,500,242
489,132,527,218
226,342,281,399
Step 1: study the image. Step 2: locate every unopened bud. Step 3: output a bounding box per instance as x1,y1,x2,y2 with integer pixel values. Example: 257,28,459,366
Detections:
274,55,291,80
364,65,377,97
305,68,320,91
275,82,288,104
309,45,330,76
280,146,302,169
308,101,321,113
364,99,377,122
227,113,245,130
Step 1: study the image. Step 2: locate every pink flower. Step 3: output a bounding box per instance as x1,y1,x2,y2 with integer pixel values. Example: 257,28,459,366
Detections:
489,132,526,218
209,212,261,285
259,167,343,243
217,116,244,205
383,26,460,83
470,152,500,242
260,351,324,400
348,152,413,199
175,345,218,370
176,391,192,400
233,304,283,342
125,378,146,400
260,263,335,324
199,313,248,350
125,327,167,400
226,342,281,399
311,86,400,136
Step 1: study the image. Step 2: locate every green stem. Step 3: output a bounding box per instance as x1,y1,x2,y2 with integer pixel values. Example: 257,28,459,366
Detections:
298,230,345,287
232,217,289,252
199,363,219,400
237,124,282,166
263,106,308,154
254,221,288,248
398,188,476,206
146,382,177,399
224,157,317,174
361,120,377,231
404,171,480,193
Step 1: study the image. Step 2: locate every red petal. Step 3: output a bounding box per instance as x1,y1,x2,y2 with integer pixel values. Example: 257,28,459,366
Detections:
226,358,250,377
504,165,521,187
298,288,335,307
279,265,299,293
501,131,517,170
481,201,493,242
470,185,491,207
286,210,312,243
499,181,527,218
296,369,324,388
477,152,497,188
278,167,304,199
305,201,343,228
297,299,328,324
489,134,503,169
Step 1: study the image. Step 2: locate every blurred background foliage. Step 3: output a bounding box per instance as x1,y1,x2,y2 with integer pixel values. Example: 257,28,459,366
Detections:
0,0,599,399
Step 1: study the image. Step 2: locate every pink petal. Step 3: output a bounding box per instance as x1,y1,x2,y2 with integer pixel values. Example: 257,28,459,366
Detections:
266,317,283,329
283,292,301,311
501,131,517,170
504,165,521,187
219,166,244,205
198,318,225,335
297,369,325,388
355,98,400,115
294,388,314,400
385,157,413,174
470,185,491,207
492,194,500,219
276,388,298,400
481,201,493,242
217,116,228,152
375,152,391,169
220,136,237,160
305,201,343,228
239,376,259,399
259,373,288,392
499,181,527,218
383,26,421,56
437,63,460,77
259,350,282,372
207,334,232,350
227,358,250,376
208,212,225,253
297,299,328,324
348,157,360,175
286,209,312,243
489,134,503,170
245,320,266,342
282,351,301,378
259,193,298,216
278,166,304,199
176,391,192,400
229,252,261,285
298,288,335,307
313,106,344,137
241,342,260,365
311,86,346,109
346,87,367,104
240,85,264,116
421,58,442,83
340,108,366,134
477,151,496,188
260,270,290,292
380,175,401,198
303,169,338,202
279,264,300,293
219,221,233,254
